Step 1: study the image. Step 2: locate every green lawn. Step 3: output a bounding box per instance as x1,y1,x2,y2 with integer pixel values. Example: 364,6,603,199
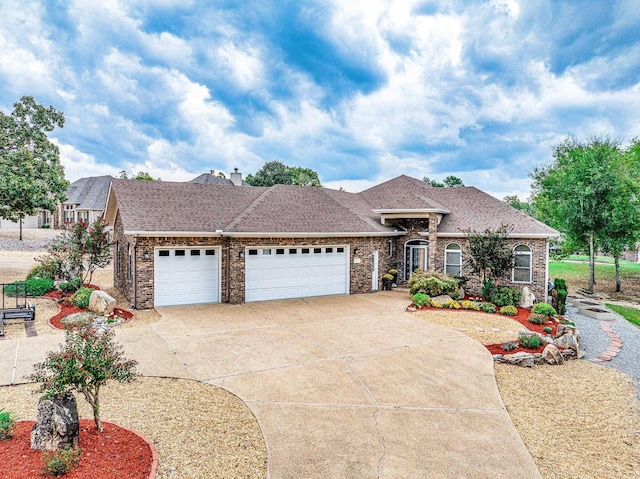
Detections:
564,254,640,267
549,259,640,282
606,304,640,327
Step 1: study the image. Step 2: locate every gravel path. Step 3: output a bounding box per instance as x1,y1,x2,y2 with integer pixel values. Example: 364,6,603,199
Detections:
566,301,640,396
0,237,53,252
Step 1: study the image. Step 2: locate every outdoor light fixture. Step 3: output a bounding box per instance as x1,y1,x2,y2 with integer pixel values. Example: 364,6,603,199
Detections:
353,247,360,255
143,250,150,261
239,251,245,258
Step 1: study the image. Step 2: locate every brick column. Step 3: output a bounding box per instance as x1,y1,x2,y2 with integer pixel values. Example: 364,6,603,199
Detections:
428,213,437,271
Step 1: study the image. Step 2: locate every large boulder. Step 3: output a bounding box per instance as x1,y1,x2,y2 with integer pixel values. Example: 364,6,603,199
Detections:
31,393,80,451
504,352,535,368
553,333,579,352
542,344,564,365
519,287,535,309
89,290,116,315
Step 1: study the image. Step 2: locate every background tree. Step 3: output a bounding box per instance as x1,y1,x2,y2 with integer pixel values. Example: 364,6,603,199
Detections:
0,96,68,240
503,195,536,217
118,170,158,180
209,169,226,178
532,137,625,293
423,176,464,187
464,224,514,285
245,160,321,186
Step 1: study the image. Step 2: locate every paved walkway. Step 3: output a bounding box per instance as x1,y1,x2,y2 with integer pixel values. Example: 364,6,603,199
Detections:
1,293,541,479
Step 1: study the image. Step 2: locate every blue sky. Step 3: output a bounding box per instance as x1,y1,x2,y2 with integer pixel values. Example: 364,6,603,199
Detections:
1,1,638,198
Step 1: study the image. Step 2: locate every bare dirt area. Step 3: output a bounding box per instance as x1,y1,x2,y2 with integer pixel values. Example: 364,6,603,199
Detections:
414,308,640,479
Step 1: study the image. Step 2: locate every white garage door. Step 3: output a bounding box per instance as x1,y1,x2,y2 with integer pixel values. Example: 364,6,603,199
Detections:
245,246,349,302
154,248,220,307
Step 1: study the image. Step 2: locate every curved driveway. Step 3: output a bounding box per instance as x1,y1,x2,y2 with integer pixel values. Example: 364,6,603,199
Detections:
1,292,541,478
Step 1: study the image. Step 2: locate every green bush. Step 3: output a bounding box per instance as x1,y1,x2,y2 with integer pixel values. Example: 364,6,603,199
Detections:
527,313,548,325
27,263,54,281
486,285,522,307
481,278,494,301
499,305,518,316
4,278,55,297
543,326,553,334
407,271,460,297
518,332,542,349
29,255,65,281
0,408,15,440
41,446,82,477
412,293,431,308
480,302,497,313
59,278,82,294
551,277,568,315
71,287,93,308
532,303,557,316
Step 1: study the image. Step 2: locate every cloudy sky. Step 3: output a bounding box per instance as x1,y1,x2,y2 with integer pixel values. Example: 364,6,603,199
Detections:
1,1,638,198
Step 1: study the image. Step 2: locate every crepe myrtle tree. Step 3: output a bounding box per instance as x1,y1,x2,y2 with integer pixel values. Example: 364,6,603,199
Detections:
28,326,138,432
44,219,112,285
464,224,515,286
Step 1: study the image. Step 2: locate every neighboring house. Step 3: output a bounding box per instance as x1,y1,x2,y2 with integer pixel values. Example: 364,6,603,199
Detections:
0,215,40,229
621,243,640,263
190,169,247,186
104,175,559,309
55,175,113,228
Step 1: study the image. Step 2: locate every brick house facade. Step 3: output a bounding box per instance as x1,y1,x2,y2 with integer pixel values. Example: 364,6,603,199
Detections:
105,175,558,309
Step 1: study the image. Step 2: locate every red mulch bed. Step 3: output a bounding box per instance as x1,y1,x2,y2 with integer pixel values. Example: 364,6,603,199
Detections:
0,420,152,479
485,343,547,355
48,304,87,330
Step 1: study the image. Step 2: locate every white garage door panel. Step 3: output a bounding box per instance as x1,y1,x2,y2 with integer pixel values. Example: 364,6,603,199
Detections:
245,247,349,302
154,248,220,307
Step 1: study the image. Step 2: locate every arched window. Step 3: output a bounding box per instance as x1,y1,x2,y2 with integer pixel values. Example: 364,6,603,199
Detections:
512,244,532,283
444,243,462,277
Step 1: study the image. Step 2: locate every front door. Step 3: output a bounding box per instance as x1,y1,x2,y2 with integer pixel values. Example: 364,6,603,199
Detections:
409,245,428,278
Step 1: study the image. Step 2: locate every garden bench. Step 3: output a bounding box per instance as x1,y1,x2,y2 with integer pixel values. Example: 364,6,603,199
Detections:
0,282,36,337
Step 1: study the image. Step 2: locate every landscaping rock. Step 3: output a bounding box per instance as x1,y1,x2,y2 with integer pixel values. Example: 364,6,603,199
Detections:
430,294,453,304
505,352,535,368
89,290,116,315
31,393,80,451
519,286,535,309
542,344,564,365
556,323,579,340
553,333,579,353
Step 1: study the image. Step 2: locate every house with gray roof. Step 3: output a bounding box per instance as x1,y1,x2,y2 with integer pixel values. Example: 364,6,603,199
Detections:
104,174,558,309
55,175,113,228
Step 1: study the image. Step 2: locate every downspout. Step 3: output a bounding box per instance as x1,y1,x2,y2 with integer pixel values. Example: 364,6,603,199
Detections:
225,238,231,303
132,236,138,309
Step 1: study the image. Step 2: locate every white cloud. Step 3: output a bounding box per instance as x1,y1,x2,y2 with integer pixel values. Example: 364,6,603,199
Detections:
56,142,121,182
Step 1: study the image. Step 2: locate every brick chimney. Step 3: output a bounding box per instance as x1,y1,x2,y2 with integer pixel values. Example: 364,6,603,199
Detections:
230,168,242,186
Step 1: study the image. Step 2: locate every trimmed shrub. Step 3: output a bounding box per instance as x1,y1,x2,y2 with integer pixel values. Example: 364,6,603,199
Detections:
70,287,93,309
480,302,497,313
430,300,444,308
532,303,557,316
518,332,542,349
407,271,460,297
412,293,431,308
4,278,55,297
552,278,568,315
499,305,518,316
42,447,82,476
443,300,461,309
527,313,548,325
460,300,480,311
59,278,82,294
486,286,522,307
0,408,15,440
27,263,54,281
543,326,553,334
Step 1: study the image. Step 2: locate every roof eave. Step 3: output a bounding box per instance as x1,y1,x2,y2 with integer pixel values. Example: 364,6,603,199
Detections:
372,208,450,215
123,230,407,238
431,232,561,239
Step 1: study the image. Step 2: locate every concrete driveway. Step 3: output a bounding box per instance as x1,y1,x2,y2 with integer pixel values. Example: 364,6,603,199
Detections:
151,292,541,479
1,292,541,478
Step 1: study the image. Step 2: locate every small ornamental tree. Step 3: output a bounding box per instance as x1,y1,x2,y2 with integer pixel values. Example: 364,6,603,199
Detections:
29,326,138,432
43,219,111,285
464,224,515,285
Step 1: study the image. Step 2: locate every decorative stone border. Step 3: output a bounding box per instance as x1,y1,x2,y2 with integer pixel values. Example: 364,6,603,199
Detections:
591,322,622,363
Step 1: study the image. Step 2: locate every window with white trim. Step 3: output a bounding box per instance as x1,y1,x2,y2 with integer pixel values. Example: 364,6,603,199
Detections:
444,243,462,277
512,244,532,283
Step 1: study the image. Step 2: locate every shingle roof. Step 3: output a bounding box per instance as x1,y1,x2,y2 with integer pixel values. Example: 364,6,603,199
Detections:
65,176,113,210
107,175,558,237
361,176,557,236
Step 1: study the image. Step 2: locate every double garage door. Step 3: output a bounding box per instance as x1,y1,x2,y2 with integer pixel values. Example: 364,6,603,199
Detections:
154,248,220,307
245,245,350,302
154,245,350,306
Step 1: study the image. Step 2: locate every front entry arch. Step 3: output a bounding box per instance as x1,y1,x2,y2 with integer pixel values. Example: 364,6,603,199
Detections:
404,239,429,281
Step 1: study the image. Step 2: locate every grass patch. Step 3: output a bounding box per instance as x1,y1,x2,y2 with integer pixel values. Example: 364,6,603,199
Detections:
605,304,640,327
549,260,640,282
